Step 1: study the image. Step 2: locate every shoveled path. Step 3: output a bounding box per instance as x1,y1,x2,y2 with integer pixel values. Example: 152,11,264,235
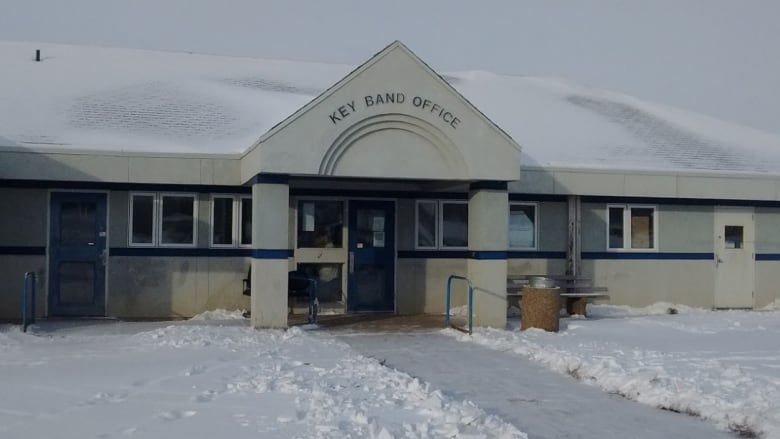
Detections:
334,331,734,439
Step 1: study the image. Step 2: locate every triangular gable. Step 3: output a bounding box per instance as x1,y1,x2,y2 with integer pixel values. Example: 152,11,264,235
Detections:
241,41,522,182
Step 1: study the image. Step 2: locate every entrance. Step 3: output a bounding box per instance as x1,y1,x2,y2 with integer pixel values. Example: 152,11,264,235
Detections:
49,192,107,316
714,206,754,308
347,200,395,312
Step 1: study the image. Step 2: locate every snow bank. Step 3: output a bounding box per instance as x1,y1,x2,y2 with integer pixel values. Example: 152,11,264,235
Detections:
189,308,246,321
449,307,780,438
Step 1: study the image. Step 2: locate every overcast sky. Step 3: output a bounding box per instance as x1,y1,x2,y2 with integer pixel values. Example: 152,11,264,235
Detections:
2,0,778,135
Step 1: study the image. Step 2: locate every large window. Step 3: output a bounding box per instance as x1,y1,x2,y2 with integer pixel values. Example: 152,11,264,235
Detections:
210,195,252,247
415,200,468,249
129,192,197,247
509,203,537,249
607,205,657,250
297,200,344,248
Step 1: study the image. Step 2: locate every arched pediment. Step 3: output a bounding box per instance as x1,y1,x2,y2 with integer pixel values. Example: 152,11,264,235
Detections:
242,41,521,183
318,113,468,179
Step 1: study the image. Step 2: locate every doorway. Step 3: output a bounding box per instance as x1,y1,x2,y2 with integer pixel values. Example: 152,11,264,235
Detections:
347,200,395,312
714,206,754,308
49,192,107,316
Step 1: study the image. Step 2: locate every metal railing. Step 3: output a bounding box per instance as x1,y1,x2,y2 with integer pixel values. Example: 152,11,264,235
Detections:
22,271,37,333
445,274,473,335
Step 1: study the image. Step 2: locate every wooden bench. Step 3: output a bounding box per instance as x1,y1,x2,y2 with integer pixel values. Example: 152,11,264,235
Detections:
507,274,608,316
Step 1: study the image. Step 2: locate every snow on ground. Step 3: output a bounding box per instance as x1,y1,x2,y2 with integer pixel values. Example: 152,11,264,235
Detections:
449,304,780,438
0,315,525,439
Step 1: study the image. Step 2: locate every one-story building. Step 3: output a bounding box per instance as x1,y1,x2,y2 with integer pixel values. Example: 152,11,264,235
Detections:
2,40,780,328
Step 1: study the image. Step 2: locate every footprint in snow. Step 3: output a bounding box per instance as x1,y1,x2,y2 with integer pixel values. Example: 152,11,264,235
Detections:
159,410,197,422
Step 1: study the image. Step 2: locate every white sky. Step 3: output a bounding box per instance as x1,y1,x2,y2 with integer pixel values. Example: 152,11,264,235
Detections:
2,0,778,135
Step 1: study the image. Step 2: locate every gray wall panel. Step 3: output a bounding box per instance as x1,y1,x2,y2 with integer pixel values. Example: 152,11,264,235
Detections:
658,205,713,252
581,202,606,252
755,208,780,253
109,191,128,248
0,189,47,246
0,255,46,320
538,201,567,252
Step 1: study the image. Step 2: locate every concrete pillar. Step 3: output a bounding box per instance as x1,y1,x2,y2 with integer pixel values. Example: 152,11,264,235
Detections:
467,181,508,328
250,175,290,329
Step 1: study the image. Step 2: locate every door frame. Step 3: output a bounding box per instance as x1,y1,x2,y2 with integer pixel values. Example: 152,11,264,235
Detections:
346,199,398,312
47,190,110,317
291,196,398,313
713,205,755,309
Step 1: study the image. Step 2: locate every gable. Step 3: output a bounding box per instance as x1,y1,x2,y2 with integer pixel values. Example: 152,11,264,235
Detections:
241,41,521,182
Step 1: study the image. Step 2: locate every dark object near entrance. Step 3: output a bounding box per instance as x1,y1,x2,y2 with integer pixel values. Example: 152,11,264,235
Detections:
242,268,319,323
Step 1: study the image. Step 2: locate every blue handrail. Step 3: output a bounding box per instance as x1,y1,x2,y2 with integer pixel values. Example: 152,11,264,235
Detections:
445,274,473,335
22,271,36,333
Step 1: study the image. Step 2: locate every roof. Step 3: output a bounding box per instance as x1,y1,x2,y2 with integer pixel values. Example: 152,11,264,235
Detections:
3,40,780,176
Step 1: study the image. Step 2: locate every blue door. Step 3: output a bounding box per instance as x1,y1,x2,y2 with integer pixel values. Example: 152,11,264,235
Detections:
49,192,107,316
347,200,395,312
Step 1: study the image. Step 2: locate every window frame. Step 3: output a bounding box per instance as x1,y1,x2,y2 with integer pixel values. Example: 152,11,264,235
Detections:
508,201,538,250
210,194,238,248
128,192,158,247
414,199,439,250
413,199,471,250
606,204,658,252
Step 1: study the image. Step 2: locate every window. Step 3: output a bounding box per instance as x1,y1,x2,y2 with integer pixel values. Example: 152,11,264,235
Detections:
129,193,156,246
297,200,344,248
414,200,469,249
240,197,252,246
441,201,468,248
160,194,196,246
128,192,197,247
415,200,437,249
211,196,234,246
509,203,537,249
607,205,657,250
209,195,252,248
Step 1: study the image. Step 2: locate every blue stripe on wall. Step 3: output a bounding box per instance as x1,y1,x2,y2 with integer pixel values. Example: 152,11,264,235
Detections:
582,252,714,260
507,251,567,259
470,181,508,191
397,250,507,259
250,174,290,185
0,246,46,255
251,249,293,259
110,247,252,257
756,254,780,261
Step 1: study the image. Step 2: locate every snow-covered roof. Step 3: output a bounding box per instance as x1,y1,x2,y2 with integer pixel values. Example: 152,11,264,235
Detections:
3,40,780,176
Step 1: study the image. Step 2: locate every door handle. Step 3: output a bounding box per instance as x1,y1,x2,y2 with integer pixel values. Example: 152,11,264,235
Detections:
100,249,108,267
349,251,354,273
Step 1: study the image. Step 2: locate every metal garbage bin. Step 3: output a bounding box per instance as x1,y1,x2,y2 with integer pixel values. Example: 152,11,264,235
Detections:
521,277,560,332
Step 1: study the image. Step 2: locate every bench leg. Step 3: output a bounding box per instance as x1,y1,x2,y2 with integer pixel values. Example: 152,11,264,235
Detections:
566,298,588,316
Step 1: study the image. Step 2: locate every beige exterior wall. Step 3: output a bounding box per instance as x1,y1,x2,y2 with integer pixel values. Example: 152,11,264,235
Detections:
581,260,715,308
108,256,249,318
0,149,242,185
396,258,467,314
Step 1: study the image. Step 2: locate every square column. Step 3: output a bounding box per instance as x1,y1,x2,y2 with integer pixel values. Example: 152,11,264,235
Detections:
467,182,508,328
250,175,290,329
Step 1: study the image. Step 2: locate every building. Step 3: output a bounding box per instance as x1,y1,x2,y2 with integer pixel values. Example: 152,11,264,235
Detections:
2,40,780,328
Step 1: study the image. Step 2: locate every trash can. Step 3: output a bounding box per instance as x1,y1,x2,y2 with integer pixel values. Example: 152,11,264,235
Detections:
520,277,560,332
